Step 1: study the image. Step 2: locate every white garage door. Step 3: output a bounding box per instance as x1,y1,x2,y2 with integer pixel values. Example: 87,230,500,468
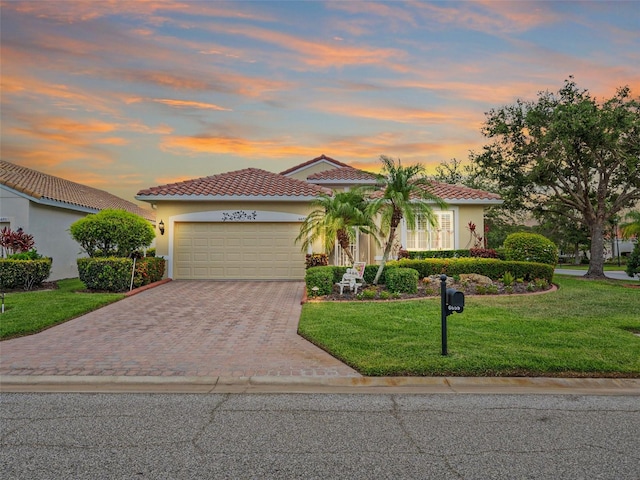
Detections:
174,222,306,280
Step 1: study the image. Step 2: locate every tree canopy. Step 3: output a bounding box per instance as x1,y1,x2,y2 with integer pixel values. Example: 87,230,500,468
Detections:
295,188,379,265
70,209,155,258
471,78,640,278
367,156,447,284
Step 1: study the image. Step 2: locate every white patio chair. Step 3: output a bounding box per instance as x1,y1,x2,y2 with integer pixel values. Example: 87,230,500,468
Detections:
335,262,366,295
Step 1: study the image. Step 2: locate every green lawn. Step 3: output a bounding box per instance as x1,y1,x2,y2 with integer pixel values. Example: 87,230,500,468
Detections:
0,279,124,340
298,275,640,377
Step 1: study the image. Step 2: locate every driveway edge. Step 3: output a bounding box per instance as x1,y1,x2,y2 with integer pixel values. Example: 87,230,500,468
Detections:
2,375,638,395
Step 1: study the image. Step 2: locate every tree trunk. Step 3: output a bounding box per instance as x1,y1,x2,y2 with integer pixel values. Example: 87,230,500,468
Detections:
586,221,606,278
337,229,355,265
373,226,398,285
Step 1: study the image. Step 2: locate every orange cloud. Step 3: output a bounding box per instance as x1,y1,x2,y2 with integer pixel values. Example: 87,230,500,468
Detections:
159,134,319,159
210,23,408,71
151,99,232,111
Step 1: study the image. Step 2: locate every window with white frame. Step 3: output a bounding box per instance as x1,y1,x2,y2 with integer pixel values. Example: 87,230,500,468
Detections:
406,211,454,250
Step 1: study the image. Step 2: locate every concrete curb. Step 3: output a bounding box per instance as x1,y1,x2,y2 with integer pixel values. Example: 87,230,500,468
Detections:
2,375,638,395
124,278,172,297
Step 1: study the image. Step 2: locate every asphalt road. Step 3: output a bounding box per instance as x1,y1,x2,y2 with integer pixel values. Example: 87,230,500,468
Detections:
2,393,639,479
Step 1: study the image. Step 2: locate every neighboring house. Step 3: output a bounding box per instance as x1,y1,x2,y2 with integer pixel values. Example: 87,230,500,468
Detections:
0,160,154,280
136,154,502,281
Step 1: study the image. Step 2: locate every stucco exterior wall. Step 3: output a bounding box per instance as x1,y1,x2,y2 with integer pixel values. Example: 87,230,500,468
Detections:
30,204,87,280
151,200,316,258
0,186,87,280
0,186,30,230
370,204,490,260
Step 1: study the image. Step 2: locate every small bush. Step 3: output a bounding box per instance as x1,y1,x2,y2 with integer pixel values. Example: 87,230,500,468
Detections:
503,233,558,265
7,250,42,260
358,288,377,300
502,271,515,286
626,243,640,279
386,268,419,294
145,248,156,257
132,257,165,288
305,253,329,268
305,266,334,296
77,257,132,292
470,248,498,258
0,258,52,290
78,257,166,292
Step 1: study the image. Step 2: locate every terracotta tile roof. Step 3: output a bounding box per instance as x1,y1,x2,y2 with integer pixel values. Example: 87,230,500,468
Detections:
0,160,155,221
136,168,332,199
371,179,502,203
307,167,379,182
279,154,350,176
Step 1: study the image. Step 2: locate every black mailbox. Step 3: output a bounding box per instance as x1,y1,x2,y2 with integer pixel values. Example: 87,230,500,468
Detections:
446,288,464,313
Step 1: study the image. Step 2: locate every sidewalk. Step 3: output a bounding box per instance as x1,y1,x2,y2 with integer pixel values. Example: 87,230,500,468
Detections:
2,375,639,395
554,268,638,281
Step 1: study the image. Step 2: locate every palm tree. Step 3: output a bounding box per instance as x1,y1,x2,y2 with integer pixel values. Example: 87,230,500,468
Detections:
296,188,379,265
620,210,640,238
367,156,448,285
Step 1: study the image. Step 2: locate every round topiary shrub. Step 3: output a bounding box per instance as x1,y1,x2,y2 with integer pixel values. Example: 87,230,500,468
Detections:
503,233,558,265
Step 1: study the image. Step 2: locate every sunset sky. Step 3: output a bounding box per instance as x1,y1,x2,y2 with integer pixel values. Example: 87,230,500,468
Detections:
1,0,639,205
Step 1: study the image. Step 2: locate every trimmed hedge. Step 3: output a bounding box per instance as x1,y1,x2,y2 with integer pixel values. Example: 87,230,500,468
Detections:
0,258,52,290
386,268,419,294
78,257,166,292
133,257,165,288
305,266,334,296
401,249,471,260
387,258,554,283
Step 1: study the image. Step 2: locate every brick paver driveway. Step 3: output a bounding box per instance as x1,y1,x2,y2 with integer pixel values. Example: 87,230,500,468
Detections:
0,281,359,378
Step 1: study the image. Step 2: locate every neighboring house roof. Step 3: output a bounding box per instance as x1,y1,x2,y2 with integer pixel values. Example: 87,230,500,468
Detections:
136,168,332,201
279,154,350,176
371,179,502,204
0,160,155,220
307,167,379,185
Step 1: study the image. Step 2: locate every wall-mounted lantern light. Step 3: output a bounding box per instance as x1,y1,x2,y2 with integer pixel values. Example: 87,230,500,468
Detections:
158,220,165,235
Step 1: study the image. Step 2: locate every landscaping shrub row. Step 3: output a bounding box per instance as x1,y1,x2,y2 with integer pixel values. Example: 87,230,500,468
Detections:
399,249,471,259
305,258,554,296
0,258,52,290
387,258,554,283
77,257,165,292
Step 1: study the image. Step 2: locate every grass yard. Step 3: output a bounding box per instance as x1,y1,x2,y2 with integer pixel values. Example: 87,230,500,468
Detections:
0,278,124,340
298,275,640,377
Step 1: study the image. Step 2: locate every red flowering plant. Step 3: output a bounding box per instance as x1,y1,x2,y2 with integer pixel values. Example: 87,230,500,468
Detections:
0,227,35,258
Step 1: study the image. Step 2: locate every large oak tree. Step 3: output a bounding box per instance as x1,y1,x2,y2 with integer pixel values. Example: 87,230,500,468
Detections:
472,79,640,278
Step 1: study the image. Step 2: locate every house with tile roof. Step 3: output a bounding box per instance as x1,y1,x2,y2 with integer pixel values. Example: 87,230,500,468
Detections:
136,155,502,281
0,160,154,280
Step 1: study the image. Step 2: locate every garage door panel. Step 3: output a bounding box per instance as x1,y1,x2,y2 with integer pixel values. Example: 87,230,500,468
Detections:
174,222,304,280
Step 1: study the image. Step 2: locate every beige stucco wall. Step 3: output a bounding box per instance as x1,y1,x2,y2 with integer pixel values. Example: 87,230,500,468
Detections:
369,204,490,260
151,200,317,259
148,199,492,270
0,186,88,280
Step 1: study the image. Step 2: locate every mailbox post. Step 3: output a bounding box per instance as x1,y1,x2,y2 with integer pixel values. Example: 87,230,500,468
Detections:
439,274,465,356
